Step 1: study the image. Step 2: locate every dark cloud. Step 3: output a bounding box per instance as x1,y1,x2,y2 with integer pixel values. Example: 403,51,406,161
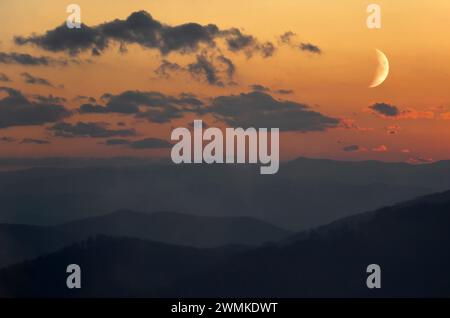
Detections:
249,84,270,92
259,42,276,58
79,103,109,114
0,73,10,82
0,87,71,129
32,94,67,104
216,55,235,79
369,102,400,117
279,31,296,45
135,106,185,123
0,136,15,142
155,54,236,86
342,145,360,152
15,23,108,56
21,138,50,145
223,28,255,52
15,11,273,58
203,91,340,132
74,95,96,103
177,93,204,107
187,54,223,86
299,43,322,54
154,59,183,78
128,138,172,149
370,105,434,120
103,137,172,149
49,122,136,138
21,72,53,87
279,33,322,55
78,90,338,130
104,138,130,146
275,89,294,95
220,28,275,58
79,90,203,123
0,51,73,66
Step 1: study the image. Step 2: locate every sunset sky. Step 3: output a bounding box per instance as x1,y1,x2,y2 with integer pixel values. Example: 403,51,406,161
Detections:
0,0,449,163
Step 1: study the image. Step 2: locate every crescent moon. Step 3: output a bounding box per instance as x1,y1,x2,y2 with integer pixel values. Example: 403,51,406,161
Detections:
369,49,389,88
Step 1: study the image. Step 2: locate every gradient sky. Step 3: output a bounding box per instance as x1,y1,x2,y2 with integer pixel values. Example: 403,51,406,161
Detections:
0,0,449,162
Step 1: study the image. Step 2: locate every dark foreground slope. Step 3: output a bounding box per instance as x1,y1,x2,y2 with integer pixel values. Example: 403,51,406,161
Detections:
1,190,450,297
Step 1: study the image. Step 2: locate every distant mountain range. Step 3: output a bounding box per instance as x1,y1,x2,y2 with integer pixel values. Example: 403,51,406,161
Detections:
59,210,290,248
1,190,449,297
0,211,290,268
2,157,450,230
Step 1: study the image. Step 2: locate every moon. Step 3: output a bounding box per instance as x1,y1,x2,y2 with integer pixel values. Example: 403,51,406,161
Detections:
369,49,389,88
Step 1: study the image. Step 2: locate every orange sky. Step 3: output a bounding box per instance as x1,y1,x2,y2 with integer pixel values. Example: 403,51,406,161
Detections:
0,0,449,162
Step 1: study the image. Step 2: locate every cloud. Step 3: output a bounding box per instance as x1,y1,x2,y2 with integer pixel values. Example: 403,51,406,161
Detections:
372,145,388,152
128,138,172,149
249,84,270,92
0,136,15,142
221,28,275,58
203,91,340,132
274,89,294,95
15,11,274,58
79,103,109,114
248,85,293,95
21,138,50,144
279,31,296,45
0,51,74,66
74,95,97,103
342,145,361,152
21,72,54,87
187,54,224,86
104,138,130,146
0,73,10,82
33,94,67,104
77,90,339,131
49,122,136,138
299,43,322,54
155,53,236,86
79,90,203,123
258,42,276,58
104,137,172,149
369,102,434,119
154,59,183,78
0,87,71,128
369,102,399,117
216,55,235,79
278,32,322,55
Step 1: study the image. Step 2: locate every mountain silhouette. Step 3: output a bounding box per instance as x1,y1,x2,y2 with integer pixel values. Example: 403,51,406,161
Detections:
0,210,289,268
1,190,449,297
58,210,291,248
2,157,448,230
